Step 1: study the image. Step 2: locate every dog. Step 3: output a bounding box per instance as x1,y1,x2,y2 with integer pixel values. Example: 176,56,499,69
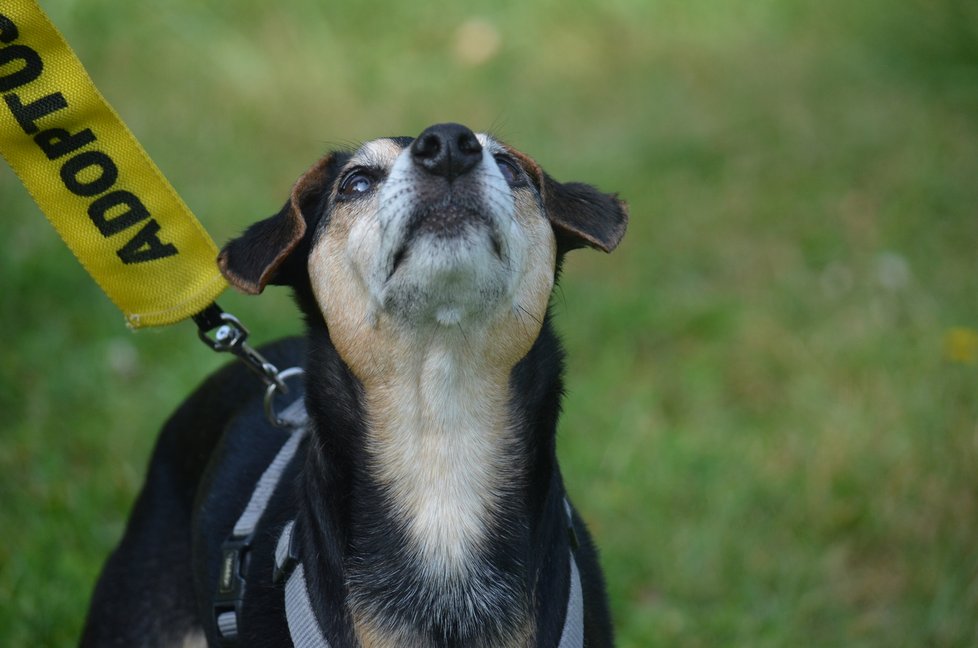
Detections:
80,123,628,647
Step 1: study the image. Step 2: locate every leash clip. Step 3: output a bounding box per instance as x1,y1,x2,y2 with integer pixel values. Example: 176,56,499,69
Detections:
194,304,303,427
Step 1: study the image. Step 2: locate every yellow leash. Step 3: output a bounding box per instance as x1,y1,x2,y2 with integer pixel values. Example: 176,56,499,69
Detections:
0,1,226,328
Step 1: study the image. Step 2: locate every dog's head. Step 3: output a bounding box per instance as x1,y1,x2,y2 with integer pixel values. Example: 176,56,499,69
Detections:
219,123,627,382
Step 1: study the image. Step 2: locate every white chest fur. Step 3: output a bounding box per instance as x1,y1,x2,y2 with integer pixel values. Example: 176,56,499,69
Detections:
364,337,521,577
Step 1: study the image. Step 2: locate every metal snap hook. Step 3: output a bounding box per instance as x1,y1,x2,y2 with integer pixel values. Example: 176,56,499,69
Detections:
264,367,306,428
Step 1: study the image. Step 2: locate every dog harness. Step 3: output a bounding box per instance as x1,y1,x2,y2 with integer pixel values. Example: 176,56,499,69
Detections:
216,398,584,647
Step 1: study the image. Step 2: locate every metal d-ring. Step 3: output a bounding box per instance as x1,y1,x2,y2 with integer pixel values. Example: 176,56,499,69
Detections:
264,366,306,428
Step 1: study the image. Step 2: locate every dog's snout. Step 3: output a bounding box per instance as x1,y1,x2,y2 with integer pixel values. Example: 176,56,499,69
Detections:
411,123,483,181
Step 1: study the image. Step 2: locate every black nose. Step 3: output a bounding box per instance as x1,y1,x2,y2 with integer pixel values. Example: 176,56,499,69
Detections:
410,123,483,181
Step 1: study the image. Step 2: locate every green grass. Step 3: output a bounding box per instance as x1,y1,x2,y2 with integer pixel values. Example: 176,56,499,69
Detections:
2,0,977,645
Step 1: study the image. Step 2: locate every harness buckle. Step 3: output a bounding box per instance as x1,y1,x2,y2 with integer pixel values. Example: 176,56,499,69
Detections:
213,534,252,646
273,520,300,585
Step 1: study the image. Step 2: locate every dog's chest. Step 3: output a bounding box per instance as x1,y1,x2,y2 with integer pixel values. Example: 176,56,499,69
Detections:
344,344,534,645
351,618,535,648
363,342,521,571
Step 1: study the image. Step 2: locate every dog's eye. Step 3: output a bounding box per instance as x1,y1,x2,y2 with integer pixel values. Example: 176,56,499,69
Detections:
338,171,374,198
494,156,524,187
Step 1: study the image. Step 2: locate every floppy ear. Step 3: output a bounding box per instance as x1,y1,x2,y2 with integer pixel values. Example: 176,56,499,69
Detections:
218,154,338,294
543,173,629,253
504,145,628,253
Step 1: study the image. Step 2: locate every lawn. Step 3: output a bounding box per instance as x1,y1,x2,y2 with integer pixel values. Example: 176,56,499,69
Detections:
1,0,977,645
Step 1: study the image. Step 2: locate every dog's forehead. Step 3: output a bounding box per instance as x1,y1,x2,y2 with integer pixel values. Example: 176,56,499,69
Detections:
348,133,505,167
348,138,405,167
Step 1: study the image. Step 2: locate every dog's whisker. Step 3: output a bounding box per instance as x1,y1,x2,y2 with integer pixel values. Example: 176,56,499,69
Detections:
515,302,542,327
454,321,471,348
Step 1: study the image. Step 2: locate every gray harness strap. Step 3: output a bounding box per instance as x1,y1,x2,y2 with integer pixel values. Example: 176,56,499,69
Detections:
561,554,585,647
215,399,309,644
232,400,309,538
560,500,585,647
275,521,332,648
221,399,584,647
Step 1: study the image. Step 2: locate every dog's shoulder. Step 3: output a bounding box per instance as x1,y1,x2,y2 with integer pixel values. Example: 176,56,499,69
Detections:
175,334,307,507
120,337,304,529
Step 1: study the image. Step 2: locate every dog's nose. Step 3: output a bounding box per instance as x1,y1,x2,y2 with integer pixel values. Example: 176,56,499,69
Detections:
411,123,483,181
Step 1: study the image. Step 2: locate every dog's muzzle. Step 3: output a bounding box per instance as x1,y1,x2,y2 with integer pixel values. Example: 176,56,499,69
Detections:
360,123,521,327
392,123,502,248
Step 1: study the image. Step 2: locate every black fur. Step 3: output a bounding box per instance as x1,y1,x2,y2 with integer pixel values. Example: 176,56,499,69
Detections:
544,177,629,255
81,132,624,647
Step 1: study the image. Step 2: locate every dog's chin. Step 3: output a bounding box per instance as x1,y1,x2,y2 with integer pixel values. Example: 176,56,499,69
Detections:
380,228,514,329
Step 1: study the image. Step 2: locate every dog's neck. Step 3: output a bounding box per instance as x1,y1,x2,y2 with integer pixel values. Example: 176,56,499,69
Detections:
299,316,568,647
362,336,522,576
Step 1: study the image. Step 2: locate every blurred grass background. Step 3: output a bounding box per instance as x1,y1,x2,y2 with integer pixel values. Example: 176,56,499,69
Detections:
2,0,977,645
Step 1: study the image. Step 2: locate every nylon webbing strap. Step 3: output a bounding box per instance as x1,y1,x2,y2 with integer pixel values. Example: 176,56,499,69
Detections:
282,538,333,648
559,553,584,647
232,399,309,538
0,1,227,328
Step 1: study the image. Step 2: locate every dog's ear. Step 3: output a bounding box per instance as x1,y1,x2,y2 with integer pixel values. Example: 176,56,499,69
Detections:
218,154,339,294
542,173,629,253
505,146,627,253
